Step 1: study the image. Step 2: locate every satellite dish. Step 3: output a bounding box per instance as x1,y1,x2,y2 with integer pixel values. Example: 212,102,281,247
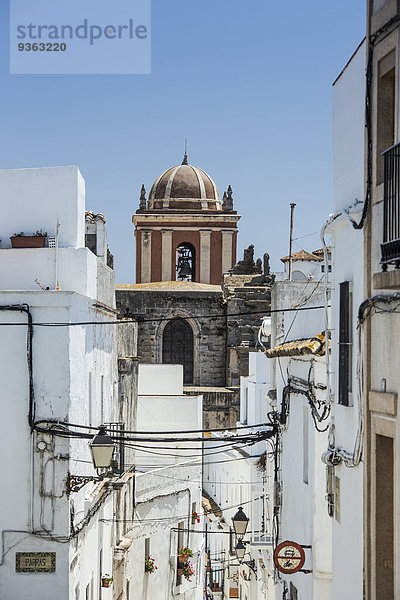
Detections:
292,270,307,281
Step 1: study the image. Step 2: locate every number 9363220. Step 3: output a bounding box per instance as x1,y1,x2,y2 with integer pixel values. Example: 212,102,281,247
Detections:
18,42,66,52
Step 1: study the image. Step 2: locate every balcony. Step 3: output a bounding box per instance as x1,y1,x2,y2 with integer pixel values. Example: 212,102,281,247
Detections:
381,142,400,270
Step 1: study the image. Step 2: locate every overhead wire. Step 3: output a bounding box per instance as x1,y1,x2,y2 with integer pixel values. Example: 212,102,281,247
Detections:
0,304,325,328
100,497,260,525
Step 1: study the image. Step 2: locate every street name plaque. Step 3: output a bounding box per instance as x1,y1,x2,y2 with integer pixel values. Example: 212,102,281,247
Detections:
16,552,56,573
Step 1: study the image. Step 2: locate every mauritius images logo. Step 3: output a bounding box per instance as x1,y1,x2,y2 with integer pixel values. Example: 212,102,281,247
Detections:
10,0,151,75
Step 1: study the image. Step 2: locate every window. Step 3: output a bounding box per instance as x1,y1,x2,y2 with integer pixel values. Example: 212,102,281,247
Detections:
191,502,197,525
375,435,394,598
338,281,352,406
321,264,331,273
162,318,194,385
377,51,395,185
145,537,150,557
290,582,298,600
176,522,185,585
176,243,195,281
243,387,248,425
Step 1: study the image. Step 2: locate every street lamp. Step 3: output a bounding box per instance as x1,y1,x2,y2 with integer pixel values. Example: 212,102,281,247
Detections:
235,540,246,561
232,506,249,538
90,425,115,470
234,541,257,579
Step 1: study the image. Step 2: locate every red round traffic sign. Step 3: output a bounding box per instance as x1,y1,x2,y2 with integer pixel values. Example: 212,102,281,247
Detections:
273,540,306,574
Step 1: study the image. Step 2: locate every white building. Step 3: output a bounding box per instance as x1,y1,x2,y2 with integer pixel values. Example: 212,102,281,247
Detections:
321,38,366,600
203,352,275,600
113,364,204,600
0,166,118,599
265,277,332,600
279,249,331,282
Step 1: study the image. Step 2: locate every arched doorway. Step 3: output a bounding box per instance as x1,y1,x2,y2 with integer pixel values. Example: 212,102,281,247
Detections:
176,243,196,281
162,318,194,385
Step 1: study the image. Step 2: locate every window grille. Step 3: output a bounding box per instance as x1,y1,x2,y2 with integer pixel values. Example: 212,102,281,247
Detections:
338,281,352,406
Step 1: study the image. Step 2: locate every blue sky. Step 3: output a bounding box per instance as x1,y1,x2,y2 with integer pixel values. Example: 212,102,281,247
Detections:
1,1,366,282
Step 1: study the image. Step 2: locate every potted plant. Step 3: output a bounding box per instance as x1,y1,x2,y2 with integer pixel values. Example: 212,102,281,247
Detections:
191,511,200,524
145,555,158,573
101,574,113,588
182,560,195,581
178,547,193,563
10,230,47,248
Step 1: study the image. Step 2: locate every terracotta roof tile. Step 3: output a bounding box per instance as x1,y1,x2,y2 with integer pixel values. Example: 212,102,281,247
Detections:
280,250,322,263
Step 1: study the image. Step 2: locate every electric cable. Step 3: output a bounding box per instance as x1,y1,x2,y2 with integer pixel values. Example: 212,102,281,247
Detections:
0,304,325,328
34,418,274,436
100,497,260,525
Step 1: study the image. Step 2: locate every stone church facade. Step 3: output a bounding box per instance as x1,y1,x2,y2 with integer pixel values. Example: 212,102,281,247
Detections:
116,154,273,427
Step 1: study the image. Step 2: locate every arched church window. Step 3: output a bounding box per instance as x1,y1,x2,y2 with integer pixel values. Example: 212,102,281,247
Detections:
162,318,194,385
176,243,195,282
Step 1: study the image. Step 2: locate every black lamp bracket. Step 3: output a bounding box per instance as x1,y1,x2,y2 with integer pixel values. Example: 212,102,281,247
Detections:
66,472,100,494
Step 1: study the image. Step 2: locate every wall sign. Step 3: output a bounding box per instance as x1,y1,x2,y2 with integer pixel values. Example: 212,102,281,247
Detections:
273,541,305,574
16,552,56,573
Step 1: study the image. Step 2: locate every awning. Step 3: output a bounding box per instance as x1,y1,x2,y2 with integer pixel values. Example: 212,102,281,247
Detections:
202,490,223,519
265,332,329,358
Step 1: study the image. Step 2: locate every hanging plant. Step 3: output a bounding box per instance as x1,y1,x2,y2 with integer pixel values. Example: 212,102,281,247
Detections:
182,560,195,581
101,574,113,588
191,511,200,524
145,555,158,573
178,547,193,562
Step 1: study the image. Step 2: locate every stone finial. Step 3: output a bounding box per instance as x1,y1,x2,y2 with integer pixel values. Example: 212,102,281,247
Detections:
243,244,254,264
226,185,233,211
263,252,270,275
139,184,147,209
222,191,227,210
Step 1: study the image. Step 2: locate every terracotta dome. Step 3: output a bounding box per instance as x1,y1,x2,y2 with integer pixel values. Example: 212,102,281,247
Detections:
148,154,221,211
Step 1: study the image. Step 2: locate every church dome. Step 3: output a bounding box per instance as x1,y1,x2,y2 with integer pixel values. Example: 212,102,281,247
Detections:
148,154,221,211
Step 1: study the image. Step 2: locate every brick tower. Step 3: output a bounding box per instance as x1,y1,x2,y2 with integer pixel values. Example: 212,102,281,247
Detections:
133,153,240,284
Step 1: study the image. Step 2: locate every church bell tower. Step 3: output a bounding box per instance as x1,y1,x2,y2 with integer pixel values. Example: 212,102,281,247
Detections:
133,154,240,284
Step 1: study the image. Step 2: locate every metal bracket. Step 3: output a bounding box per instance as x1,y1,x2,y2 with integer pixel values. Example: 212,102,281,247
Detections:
66,472,100,494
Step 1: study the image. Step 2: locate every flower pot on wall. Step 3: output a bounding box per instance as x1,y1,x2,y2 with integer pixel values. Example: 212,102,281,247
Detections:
10,235,46,248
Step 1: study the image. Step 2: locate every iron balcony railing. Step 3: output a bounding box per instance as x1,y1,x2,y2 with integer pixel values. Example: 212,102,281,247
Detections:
382,142,400,270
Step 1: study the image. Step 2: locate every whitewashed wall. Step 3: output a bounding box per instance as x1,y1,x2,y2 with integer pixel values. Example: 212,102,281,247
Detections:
0,166,85,248
328,38,366,600
0,167,117,600
204,352,273,600
267,279,332,600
